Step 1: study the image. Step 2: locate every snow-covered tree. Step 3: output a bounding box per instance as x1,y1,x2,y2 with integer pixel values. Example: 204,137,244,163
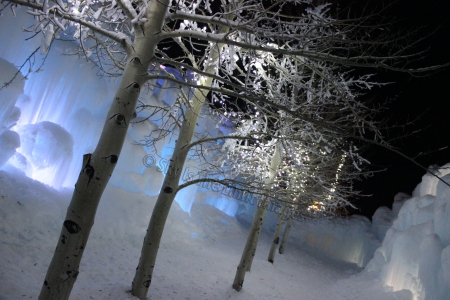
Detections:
224,113,368,290
0,0,445,299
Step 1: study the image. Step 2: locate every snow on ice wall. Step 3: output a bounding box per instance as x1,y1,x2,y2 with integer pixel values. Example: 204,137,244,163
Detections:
0,7,239,215
290,215,381,267
366,164,450,300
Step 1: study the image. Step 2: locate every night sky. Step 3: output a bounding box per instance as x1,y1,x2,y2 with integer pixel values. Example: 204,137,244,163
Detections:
348,0,450,218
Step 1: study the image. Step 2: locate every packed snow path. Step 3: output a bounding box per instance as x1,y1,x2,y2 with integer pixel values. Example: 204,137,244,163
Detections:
0,169,404,300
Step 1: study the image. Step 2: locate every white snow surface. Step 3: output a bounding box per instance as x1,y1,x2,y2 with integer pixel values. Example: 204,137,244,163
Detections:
0,168,412,300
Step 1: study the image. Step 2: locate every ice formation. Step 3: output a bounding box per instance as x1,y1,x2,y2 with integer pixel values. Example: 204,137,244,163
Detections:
0,130,20,168
371,193,410,241
0,7,237,213
0,58,23,132
0,9,114,187
15,121,73,187
366,164,450,300
0,58,24,168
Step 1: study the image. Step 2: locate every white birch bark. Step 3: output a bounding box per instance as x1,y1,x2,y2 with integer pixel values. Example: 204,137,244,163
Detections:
268,204,288,263
131,26,229,300
38,1,169,299
232,145,281,291
279,208,294,255
245,202,266,272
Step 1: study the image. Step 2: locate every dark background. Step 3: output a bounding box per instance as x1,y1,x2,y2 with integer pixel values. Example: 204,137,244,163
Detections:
347,0,450,218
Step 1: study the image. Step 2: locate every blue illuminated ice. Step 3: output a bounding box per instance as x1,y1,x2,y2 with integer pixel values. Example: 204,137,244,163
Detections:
0,9,238,214
0,58,23,132
15,121,73,187
0,130,20,168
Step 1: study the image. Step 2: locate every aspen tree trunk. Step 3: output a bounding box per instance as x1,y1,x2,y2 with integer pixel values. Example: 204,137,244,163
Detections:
245,202,266,272
131,26,229,300
279,208,294,255
244,149,283,272
268,204,288,263
38,2,169,299
232,146,281,291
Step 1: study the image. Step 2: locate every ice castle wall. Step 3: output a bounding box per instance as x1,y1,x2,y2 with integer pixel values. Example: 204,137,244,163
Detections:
366,164,450,300
0,7,238,214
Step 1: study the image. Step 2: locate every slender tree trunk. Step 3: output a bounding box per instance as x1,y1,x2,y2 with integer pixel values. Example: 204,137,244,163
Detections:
245,203,267,272
131,26,229,299
279,208,294,255
38,2,169,299
131,92,205,299
232,200,268,290
268,204,288,263
232,146,281,291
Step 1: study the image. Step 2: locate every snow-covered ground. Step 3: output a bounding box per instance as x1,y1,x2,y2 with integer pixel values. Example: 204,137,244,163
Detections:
1,164,443,300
